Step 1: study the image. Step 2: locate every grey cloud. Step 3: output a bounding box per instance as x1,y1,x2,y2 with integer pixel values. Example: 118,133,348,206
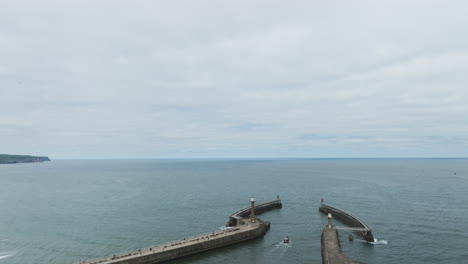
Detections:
1,0,468,158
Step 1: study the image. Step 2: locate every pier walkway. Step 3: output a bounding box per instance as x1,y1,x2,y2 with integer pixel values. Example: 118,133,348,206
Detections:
81,221,266,264
78,197,280,264
321,225,364,264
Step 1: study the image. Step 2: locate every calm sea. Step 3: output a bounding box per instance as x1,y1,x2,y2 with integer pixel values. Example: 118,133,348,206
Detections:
0,159,467,264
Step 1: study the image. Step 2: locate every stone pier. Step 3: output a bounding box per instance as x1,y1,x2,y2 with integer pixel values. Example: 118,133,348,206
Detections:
319,203,374,242
321,214,364,264
77,197,281,264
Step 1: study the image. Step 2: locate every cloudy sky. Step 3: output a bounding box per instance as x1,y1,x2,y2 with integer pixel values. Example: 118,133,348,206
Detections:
1,0,467,158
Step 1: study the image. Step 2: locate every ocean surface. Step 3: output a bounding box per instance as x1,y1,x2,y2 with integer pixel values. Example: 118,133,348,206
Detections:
0,159,467,264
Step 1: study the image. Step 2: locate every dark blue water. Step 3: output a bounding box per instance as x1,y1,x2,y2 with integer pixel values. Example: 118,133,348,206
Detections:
0,159,467,263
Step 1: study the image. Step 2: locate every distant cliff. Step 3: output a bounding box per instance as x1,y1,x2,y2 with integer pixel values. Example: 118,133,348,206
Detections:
0,154,51,164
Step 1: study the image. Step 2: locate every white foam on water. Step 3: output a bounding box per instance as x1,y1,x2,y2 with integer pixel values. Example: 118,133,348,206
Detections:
276,240,292,257
269,240,292,255
268,242,282,253
274,242,282,248
279,242,292,257
356,238,388,245
0,253,13,260
370,238,388,245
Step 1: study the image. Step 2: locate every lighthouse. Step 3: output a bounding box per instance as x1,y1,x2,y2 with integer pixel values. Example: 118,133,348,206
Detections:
250,197,256,222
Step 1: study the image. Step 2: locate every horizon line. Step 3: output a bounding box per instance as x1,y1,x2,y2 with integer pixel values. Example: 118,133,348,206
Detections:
49,157,468,160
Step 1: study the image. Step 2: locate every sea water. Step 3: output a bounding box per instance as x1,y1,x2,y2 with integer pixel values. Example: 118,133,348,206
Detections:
0,159,467,264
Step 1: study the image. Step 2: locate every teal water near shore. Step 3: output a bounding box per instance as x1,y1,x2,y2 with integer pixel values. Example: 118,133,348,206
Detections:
1,159,467,263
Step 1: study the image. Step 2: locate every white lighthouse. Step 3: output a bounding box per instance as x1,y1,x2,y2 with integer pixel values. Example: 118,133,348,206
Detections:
250,197,256,222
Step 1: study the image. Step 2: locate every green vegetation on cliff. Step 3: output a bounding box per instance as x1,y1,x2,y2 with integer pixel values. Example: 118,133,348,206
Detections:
0,154,51,164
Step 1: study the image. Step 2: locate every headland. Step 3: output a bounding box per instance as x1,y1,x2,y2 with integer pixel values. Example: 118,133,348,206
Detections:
0,154,51,164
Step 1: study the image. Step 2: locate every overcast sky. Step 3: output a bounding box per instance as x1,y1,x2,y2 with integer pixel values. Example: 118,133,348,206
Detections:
1,0,467,158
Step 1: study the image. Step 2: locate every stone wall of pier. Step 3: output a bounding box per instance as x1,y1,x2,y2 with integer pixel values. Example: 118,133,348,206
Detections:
87,221,270,264
321,226,363,264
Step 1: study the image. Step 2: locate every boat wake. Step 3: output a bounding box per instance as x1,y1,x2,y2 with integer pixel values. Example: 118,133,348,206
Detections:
279,241,291,257
268,240,292,257
0,252,13,260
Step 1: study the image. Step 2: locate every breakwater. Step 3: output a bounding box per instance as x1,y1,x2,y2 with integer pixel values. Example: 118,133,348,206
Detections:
319,203,374,242
227,197,282,226
321,214,364,264
79,198,280,264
